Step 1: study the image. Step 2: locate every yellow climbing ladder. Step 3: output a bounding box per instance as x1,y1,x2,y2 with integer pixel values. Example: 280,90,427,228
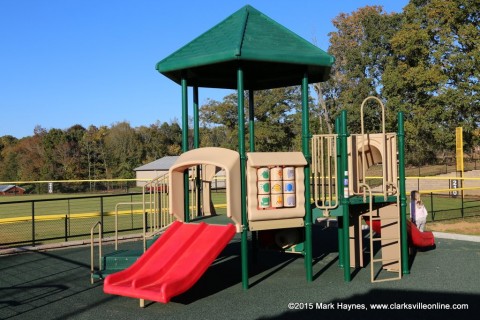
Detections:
356,97,401,283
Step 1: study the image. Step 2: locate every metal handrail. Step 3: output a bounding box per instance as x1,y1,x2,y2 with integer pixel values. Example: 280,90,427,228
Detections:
360,96,388,200
311,134,339,210
142,173,170,250
90,221,102,284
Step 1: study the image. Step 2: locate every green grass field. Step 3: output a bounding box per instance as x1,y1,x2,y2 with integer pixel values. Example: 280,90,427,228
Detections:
1,189,479,248
419,195,480,221
0,193,145,220
0,192,160,247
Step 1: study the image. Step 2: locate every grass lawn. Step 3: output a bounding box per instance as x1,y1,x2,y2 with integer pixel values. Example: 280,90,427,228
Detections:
428,216,480,236
0,193,145,220
1,189,479,248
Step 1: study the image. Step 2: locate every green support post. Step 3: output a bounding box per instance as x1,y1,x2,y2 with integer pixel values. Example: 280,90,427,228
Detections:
248,89,258,263
335,116,344,269
181,78,190,222
248,90,255,152
237,67,249,290
301,73,313,282
340,110,351,282
398,112,410,274
193,86,199,148
193,87,201,217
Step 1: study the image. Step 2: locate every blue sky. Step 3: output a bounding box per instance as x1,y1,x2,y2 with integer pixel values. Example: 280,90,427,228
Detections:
0,0,409,138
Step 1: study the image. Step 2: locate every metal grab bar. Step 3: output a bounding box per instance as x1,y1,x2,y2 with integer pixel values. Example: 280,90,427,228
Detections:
311,134,338,210
360,96,387,200
90,221,102,284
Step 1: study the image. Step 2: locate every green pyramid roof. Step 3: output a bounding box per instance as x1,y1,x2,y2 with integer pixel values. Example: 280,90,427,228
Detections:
156,5,334,90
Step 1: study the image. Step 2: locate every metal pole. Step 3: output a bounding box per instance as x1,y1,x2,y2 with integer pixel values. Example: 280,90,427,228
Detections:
67,199,71,237
248,89,255,152
65,215,68,242
335,116,344,268
340,110,350,282
193,86,199,149
100,197,104,235
238,67,249,290
181,77,190,222
398,112,409,275
430,192,434,221
248,89,258,263
301,73,313,282
31,201,35,247
193,86,201,217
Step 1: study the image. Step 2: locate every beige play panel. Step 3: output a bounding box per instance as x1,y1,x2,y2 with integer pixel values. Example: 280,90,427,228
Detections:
169,147,242,232
348,133,398,197
246,152,307,231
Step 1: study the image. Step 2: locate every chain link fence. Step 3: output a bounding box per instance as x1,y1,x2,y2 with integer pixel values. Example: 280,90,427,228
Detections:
0,193,146,249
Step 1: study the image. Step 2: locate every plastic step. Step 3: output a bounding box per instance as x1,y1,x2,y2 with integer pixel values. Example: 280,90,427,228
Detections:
312,204,343,219
102,249,143,271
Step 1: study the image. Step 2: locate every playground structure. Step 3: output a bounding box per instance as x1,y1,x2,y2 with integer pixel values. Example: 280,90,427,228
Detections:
100,5,435,306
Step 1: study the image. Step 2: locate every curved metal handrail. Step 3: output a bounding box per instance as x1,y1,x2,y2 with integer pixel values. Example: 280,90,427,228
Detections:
90,221,102,284
360,96,388,200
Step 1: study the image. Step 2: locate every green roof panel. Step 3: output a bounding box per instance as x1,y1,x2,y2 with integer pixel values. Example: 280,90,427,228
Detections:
156,5,334,90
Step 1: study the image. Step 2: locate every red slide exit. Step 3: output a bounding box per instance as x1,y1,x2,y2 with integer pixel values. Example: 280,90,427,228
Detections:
104,221,236,303
364,217,435,248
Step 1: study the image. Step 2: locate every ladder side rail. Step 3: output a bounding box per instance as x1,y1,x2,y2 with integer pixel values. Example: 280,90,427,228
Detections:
363,182,401,283
90,221,102,284
311,136,320,206
360,96,387,200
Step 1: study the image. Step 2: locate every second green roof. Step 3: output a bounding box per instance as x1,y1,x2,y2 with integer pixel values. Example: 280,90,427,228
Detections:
156,5,334,90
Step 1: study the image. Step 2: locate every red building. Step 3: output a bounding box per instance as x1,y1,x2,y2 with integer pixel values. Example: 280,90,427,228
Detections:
0,185,25,195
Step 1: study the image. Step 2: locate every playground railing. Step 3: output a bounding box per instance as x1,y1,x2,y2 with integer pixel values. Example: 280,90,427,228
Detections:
90,221,102,284
311,134,338,211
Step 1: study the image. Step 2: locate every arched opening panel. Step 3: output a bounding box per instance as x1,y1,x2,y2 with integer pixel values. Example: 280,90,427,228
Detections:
348,133,398,195
169,147,242,232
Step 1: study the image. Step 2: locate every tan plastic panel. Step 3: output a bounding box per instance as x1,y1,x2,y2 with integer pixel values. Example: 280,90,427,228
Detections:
349,213,365,268
349,203,400,270
249,218,304,231
348,133,397,195
169,147,242,232
246,152,307,230
247,152,307,167
377,204,400,272
201,164,218,216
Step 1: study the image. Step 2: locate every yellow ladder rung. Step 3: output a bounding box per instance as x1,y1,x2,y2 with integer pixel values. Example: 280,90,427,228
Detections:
372,258,400,263
370,217,399,221
371,237,400,242
372,276,402,283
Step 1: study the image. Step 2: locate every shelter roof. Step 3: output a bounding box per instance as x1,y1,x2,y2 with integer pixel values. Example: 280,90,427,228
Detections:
134,156,179,171
156,5,334,90
0,185,25,192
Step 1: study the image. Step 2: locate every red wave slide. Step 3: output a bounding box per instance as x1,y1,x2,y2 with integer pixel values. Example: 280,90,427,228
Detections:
406,220,435,248
363,218,435,248
104,221,236,303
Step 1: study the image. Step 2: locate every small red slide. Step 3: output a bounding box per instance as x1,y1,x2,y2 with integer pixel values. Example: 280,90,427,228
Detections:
363,217,435,248
406,220,435,248
104,221,236,303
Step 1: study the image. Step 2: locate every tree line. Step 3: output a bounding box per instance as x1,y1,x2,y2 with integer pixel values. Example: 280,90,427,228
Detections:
322,0,479,164
1,0,479,190
200,0,479,164
0,121,182,192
